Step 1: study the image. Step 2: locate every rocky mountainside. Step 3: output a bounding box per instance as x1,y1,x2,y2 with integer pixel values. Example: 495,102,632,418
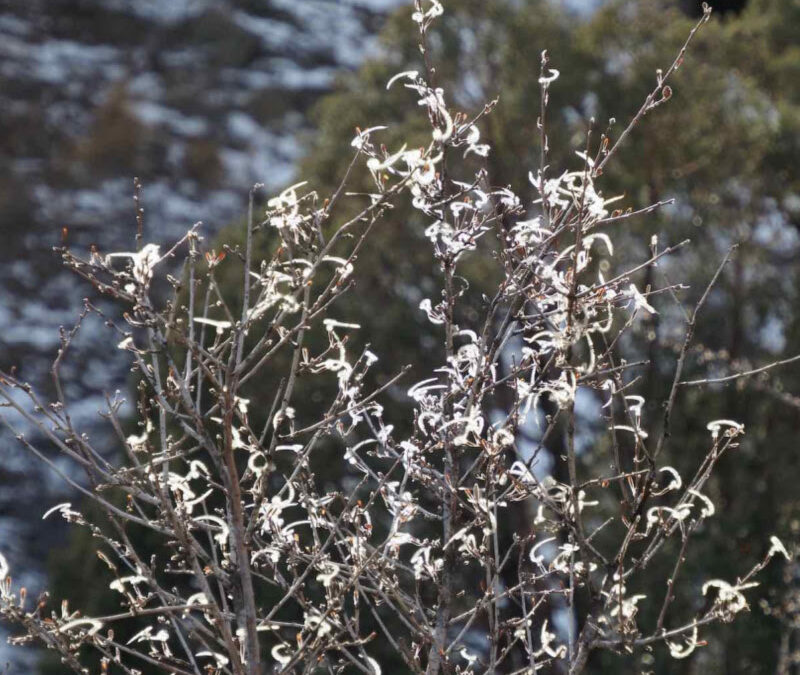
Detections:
0,0,400,657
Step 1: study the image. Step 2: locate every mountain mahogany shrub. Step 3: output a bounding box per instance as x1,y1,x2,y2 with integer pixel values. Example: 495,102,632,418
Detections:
0,2,791,673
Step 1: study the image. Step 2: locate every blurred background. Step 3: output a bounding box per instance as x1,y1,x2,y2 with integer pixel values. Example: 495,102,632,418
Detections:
1,0,799,672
